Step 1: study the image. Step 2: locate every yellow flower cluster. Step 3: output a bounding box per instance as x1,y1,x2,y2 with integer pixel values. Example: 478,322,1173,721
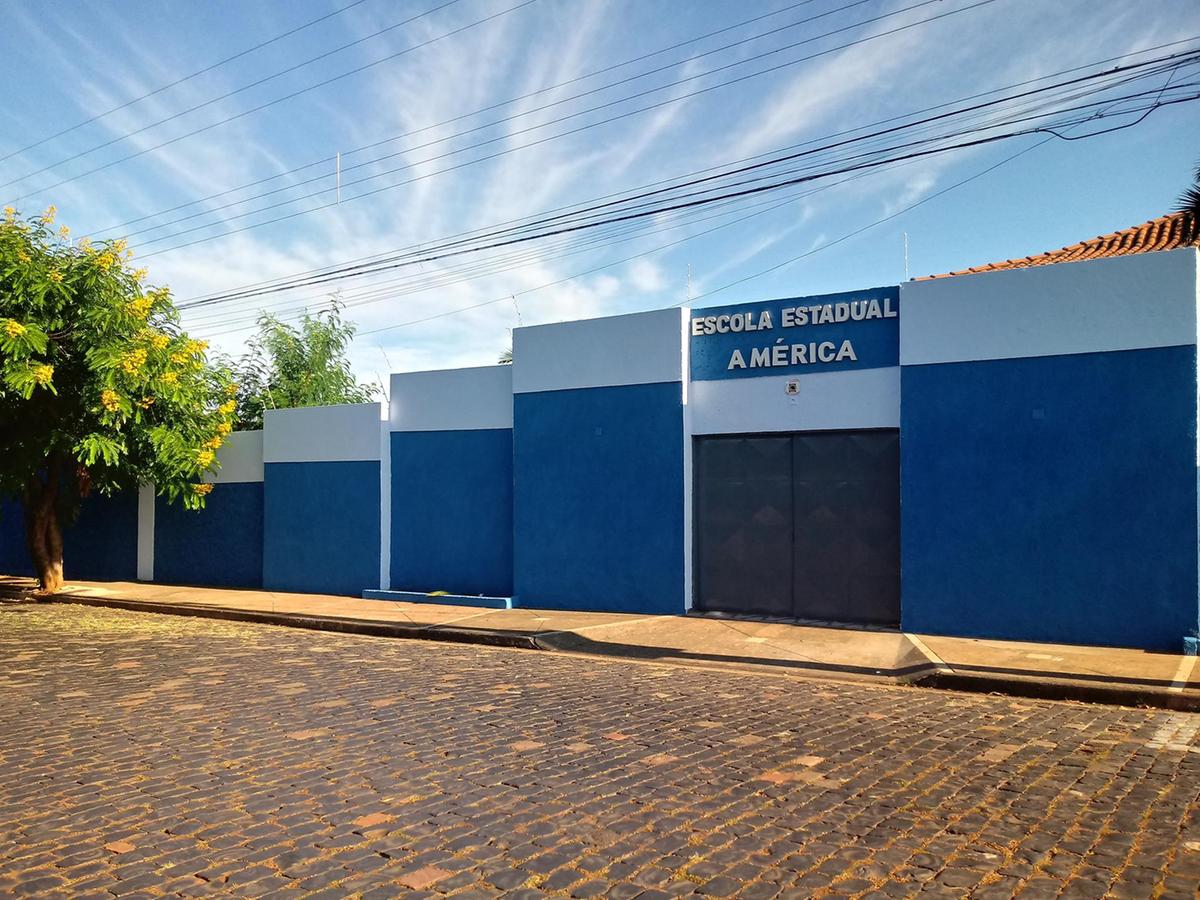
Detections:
77,236,92,252
33,364,54,386
218,399,237,416
42,205,56,224
100,389,121,412
192,483,213,496
4,319,26,337
147,332,169,351
133,268,148,281
3,206,14,222
196,449,215,468
48,270,63,283
17,250,30,264
225,381,238,395
128,296,153,318
120,347,147,374
137,397,155,409
161,370,179,385
169,350,188,365
203,436,223,451
57,225,70,240
95,252,118,272
216,421,232,436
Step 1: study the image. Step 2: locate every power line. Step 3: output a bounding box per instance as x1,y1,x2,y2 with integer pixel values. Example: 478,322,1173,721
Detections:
0,0,376,166
171,39,1199,307
88,0,831,237
136,0,1007,259
353,136,1044,338
192,71,1195,338
680,137,1058,306
185,86,1200,334
174,54,1200,306
5,0,540,202
98,0,872,244
187,173,882,332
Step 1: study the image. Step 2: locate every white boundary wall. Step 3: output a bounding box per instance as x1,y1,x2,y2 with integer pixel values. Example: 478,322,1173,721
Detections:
900,248,1199,365
689,367,900,435
390,365,513,431
263,403,383,463
513,307,687,392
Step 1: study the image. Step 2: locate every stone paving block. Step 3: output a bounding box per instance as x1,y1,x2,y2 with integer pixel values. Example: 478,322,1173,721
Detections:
0,605,1198,897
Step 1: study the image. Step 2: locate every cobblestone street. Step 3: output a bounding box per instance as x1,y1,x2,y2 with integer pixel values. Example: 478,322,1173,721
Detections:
1,604,1199,899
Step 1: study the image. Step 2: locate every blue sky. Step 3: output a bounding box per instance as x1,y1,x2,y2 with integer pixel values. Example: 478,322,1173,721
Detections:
2,0,1198,380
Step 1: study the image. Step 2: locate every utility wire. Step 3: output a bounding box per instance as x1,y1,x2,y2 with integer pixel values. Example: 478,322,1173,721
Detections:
187,173,886,331
175,58,1200,306
0,0,376,166
187,86,1199,333
89,0,831,237
352,136,1041,338
171,38,1200,306
5,0,539,201
102,0,879,244
136,0,991,257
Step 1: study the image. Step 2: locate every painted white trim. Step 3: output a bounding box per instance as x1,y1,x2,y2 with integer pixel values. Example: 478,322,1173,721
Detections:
205,430,264,484
389,365,513,432
900,248,1199,366
263,402,383,463
513,307,686,393
905,633,952,674
690,367,900,435
1169,655,1197,693
379,421,391,591
681,311,693,612
136,484,155,582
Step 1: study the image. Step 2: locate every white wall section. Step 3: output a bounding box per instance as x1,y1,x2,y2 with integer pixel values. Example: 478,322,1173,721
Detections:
207,430,265,483
513,307,686,393
136,484,154,582
390,365,513,431
901,248,1199,366
263,403,383,463
379,421,391,591
689,367,900,435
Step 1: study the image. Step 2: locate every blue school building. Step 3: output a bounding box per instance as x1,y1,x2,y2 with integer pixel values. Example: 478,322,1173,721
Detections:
3,226,1198,652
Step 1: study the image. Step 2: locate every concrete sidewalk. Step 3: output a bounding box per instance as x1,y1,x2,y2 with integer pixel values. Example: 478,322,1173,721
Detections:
3,576,1198,710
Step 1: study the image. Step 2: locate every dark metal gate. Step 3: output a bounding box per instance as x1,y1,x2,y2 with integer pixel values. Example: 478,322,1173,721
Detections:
693,430,900,626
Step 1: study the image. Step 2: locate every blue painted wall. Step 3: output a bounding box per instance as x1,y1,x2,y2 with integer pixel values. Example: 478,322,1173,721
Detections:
390,429,513,596
901,346,1200,651
0,493,137,581
66,492,140,581
154,483,264,588
262,460,380,596
0,499,33,576
514,381,684,614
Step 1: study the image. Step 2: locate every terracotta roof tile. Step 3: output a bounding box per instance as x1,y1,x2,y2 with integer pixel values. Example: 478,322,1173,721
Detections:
920,211,1199,279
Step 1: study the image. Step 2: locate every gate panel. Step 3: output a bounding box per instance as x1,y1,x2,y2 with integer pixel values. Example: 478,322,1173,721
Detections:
694,430,900,625
792,432,900,625
694,436,793,616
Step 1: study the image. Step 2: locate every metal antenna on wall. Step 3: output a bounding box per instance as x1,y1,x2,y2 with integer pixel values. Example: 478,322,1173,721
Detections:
686,264,693,305
903,232,910,281
511,294,522,325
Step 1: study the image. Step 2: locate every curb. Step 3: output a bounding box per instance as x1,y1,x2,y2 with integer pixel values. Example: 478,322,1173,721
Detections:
42,593,1200,712
917,670,1200,713
48,594,542,651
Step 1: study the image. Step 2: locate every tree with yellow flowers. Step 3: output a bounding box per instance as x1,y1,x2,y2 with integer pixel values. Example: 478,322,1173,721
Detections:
0,206,236,592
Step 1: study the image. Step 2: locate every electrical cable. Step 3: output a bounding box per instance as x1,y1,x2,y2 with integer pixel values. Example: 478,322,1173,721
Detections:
0,0,377,166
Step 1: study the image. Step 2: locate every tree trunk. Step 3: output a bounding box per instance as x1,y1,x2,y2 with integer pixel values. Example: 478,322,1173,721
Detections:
24,464,64,595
